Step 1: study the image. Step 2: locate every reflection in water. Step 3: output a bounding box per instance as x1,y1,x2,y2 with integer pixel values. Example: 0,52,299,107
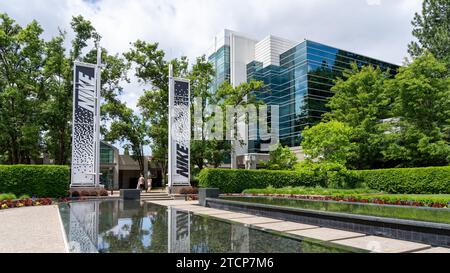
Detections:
59,200,352,253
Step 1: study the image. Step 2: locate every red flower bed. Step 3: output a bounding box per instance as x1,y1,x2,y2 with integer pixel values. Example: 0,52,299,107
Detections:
223,193,448,208
0,198,52,210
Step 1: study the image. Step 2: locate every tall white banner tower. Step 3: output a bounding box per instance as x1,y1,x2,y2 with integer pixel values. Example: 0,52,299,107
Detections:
71,49,102,187
168,64,191,192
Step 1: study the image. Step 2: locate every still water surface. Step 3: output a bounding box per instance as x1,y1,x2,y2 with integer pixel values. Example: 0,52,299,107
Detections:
58,199,357,253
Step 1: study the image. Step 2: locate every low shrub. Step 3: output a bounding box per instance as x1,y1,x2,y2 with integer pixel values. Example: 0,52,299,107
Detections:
330,194,450,208
89,190,99,197
199,168,321,193
353,166,450,194
80,190,90,196
294,161,361,188
243,186,379,196
0,197,52,210
18,194,30,199
71,191,80,197
99,189,108,196
0,165,70,198
0,193,17,201
179,187,199,194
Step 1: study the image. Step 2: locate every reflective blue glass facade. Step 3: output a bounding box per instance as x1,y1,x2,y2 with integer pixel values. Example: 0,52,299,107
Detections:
247,40,398,152
208,45,231,93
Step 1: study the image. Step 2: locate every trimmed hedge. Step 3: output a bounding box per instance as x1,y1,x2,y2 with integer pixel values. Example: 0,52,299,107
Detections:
199,166,450,194
353,166,450,194
0,165,70,198
198,168,321,193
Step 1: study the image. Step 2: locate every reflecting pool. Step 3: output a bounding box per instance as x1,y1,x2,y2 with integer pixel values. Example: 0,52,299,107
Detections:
58,200,358,253
221,196,450,224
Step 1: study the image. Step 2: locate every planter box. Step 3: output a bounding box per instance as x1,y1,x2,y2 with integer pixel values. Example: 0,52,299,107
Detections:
120,189,140,200
199,188,219,206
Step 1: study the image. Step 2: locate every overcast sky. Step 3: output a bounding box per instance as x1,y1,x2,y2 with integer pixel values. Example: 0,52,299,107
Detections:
0,0,423,154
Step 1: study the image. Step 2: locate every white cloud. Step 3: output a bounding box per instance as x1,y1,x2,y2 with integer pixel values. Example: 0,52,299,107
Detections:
0,0,423,155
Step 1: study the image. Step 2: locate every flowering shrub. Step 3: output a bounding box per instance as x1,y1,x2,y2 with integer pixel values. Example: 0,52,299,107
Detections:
80,190,90,196
99,189,108,196
89,190,99,196
223,193,449,208
179,187,199,194
0,197,52,210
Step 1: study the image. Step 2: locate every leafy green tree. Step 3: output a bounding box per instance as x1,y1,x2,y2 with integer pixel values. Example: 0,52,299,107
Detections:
41,16,128,165
301,121,355,164
189,55,232,173
215,80,265,165
408,0,450,66
326,64,393,169
264,143,298,170
0,13,45,164
125,40,188,184
104,102,149,174
383,52,450,166
215,80,265,107
41,31,71,164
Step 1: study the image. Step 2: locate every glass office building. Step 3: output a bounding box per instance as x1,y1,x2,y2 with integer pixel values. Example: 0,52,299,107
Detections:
208,45,231,93
207,30,398,159
246,40,398,152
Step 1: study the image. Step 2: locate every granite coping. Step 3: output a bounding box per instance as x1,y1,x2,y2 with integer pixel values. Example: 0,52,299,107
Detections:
413,247,450,253
254,221,318,232
287,228,365,242
204,212,256,219
230,216,284,225
333,235,431,253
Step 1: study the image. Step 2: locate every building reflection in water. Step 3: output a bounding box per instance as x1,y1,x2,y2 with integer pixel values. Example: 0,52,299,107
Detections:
61,200,332,253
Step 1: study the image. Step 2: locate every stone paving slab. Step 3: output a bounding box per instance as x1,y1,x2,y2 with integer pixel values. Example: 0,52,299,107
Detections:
194,209,241,216
333,235,430,253
230,216,283,225
206,212,256,220
413,247,450,253
171,205,214,212
253,221,318,232
288,228,365,242
0,205,67,253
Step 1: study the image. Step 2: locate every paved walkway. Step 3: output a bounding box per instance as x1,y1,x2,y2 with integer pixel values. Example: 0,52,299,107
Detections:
0,205,67,253
149,200,450,253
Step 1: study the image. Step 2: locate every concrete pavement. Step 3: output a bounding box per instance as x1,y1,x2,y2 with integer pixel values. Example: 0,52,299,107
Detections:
0,205,67,253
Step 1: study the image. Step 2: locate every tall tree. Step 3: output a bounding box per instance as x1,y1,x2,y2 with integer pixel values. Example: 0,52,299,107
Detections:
189,55,232,173
408,0,450,66
42,16,128,165
326,64,393,169
383,53,450,166
125,40,188,184
0,13,45,164
214,80,265,167
41,16,101,165
104,103,149,174
41,31,71,164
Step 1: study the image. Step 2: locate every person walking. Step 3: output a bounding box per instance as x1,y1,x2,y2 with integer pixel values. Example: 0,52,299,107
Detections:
137,174,145,191
146,177,152,193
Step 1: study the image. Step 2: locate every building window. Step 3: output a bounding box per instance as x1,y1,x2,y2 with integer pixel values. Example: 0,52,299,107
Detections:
100,143,114,164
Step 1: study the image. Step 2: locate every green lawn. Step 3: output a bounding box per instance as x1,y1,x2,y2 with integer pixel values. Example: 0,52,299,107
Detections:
241,186,450,207
242,186,381,196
